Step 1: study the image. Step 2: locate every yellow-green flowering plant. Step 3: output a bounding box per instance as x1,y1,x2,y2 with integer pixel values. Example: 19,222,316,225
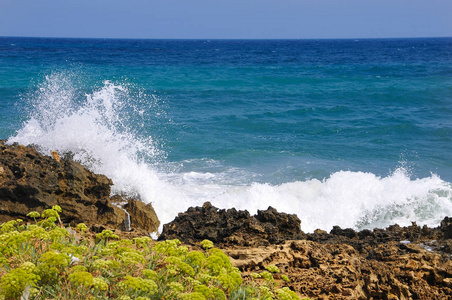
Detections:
0,207,307,300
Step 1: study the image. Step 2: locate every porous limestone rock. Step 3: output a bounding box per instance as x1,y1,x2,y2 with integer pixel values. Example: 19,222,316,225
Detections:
226,240,452,299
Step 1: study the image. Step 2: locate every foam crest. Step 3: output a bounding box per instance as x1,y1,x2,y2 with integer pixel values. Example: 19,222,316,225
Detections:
175,168,451,233
9,73,452,233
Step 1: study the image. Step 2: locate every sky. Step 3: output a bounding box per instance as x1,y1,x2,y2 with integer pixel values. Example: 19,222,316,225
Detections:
0,0,451,39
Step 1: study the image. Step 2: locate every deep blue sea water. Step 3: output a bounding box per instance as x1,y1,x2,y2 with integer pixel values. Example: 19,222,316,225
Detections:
1,37,451,232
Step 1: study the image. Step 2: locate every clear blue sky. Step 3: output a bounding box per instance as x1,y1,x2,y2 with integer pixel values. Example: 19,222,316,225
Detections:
0,0,451,39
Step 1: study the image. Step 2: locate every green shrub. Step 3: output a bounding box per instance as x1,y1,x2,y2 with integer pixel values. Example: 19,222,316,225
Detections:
0,207,307,300
0,265,40,299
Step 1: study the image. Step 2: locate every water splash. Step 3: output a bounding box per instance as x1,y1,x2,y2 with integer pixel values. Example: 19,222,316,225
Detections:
9,73,452,233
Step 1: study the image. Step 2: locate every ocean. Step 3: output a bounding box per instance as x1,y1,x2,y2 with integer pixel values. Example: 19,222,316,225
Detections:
0,37,451,233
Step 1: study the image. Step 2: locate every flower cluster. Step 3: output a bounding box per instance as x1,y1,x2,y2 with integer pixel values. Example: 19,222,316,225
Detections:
0,208,308,300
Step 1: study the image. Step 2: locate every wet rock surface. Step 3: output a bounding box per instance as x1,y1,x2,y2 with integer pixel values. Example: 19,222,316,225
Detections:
123,197,160,233
0,140,159,233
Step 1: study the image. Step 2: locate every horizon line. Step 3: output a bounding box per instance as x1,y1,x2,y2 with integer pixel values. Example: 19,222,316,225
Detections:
1,35,451,41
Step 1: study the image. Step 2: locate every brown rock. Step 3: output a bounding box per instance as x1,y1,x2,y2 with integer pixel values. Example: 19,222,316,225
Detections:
225,240,452,300
158,202,304,246
124,198,160,233
0,140,159,233
163,200,452,299
51,150,60,163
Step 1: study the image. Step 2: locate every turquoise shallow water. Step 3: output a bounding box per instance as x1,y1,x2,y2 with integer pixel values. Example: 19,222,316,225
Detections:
1,37,451,232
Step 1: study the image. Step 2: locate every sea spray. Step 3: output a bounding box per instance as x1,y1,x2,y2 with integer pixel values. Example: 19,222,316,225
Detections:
9,73,452,232
8,73,188,229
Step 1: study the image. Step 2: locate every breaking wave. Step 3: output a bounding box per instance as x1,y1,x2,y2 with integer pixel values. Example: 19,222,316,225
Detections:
9,73,452,232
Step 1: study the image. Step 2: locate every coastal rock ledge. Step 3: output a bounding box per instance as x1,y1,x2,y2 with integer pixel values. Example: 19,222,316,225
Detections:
161,203,452,299
0,140,159,234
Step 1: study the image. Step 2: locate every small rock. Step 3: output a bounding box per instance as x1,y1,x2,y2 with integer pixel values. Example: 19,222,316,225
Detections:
51,150,60,163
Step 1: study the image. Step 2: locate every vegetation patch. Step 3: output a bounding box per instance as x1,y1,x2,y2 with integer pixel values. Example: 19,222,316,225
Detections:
0,206,309,299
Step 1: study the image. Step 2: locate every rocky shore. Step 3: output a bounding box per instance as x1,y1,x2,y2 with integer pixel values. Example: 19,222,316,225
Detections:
1,140,451,299
0,140,159,236
161,202,452,299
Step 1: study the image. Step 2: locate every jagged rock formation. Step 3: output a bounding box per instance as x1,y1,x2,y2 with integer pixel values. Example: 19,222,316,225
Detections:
304,218,452,259
161,202,452,299
158,202,305,246
0,140,159,233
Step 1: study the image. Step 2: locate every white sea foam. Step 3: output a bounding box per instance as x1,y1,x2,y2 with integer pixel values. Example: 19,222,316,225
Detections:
9,74,452,233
